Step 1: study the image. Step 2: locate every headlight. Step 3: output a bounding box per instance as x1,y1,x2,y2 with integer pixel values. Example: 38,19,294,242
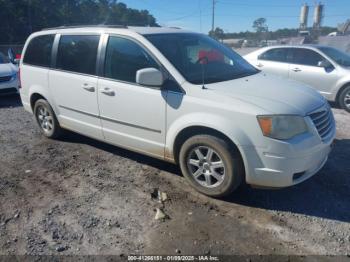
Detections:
257,115,308,140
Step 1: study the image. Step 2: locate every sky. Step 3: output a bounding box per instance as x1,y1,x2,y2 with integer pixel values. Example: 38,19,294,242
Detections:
121,0,350,33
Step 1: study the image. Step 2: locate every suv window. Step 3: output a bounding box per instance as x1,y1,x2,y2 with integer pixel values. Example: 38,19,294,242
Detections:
56,35,100,75
258,48,289,63
104,36,158,83
291,48,326,67
23,35,55,67
146,33,258,84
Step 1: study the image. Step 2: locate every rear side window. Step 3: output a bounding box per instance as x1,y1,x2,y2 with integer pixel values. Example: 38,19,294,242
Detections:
56,35,100,75
290,48,326,67
258,48,289,63
104,36,158,83
23,35,55,67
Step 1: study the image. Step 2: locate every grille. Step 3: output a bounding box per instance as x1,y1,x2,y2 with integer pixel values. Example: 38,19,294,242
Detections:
309,105,334,141
0,75,12,83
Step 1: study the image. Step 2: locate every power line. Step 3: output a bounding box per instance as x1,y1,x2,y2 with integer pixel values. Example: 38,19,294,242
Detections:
218,1,301,7
216,0,339,8
165,12,348,21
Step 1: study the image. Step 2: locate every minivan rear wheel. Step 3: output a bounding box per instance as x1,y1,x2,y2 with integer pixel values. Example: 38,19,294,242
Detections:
34,99,63,138
179,135,243,197
339,85,350,113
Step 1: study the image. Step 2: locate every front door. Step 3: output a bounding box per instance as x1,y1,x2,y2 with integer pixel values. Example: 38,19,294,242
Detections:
49,34,103,139
289,48,339,97
98,35,166,158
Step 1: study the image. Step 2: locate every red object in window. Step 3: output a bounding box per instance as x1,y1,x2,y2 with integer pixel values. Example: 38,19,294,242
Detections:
198,49,224,64
15,54,21,60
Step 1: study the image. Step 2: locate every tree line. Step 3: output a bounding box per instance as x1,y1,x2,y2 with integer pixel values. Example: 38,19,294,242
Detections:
210,17,337,41
223,26,337,40
0,0,158,44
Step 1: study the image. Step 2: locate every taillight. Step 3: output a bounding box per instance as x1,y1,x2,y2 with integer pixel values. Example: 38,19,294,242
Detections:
18,68,22,89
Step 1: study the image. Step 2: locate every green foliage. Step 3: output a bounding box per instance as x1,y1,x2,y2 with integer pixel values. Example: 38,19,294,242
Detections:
209,27,224,40
252,18,268,33
221,27,338,40
0,0,158,44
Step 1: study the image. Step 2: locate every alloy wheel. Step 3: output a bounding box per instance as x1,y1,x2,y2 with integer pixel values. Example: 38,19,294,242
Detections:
36,105,54,134
344,91,350,109
187,146,226,188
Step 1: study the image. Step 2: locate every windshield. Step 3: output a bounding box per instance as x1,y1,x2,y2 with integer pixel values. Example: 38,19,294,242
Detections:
145,33,259,84
0,52,10,64
318,46,350,67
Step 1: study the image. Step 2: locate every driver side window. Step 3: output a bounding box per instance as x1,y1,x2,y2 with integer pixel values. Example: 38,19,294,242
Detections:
104,36,159,83
291,48,327,67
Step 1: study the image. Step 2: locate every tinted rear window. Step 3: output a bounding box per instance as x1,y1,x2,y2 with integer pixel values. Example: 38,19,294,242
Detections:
258,48,289,63
23,35,55,67
56,35,100,75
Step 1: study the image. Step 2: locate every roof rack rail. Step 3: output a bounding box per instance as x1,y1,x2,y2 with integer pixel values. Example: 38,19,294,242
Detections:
41,25,127,31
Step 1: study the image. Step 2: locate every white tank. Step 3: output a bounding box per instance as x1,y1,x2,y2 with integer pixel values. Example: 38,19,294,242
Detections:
313,4,324,28
300,4,309,29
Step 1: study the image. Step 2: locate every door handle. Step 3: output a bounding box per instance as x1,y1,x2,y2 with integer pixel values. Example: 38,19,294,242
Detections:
101,88,115,96
256,63,264,68
82,84,95,92
292,68,302,72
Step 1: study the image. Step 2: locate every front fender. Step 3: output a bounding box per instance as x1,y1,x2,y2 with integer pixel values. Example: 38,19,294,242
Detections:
332,77,350,101
165,112,254,160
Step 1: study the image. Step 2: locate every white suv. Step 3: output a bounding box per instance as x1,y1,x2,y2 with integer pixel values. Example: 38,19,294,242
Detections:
19,26,336,197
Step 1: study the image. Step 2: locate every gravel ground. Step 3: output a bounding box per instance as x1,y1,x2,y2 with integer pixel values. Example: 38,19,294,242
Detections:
0,95,349,256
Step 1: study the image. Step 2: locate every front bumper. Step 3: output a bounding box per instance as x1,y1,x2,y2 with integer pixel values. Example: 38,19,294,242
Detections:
240,129,335,188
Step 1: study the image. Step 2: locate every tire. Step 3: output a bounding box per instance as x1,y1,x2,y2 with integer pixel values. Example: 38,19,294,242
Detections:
339,85,350,113
179,135,243,197
34,99,63,139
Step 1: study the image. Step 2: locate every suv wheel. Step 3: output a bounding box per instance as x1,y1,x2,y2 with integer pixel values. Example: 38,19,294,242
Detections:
339,85,350,113
179,135,243,197
34,99,63,138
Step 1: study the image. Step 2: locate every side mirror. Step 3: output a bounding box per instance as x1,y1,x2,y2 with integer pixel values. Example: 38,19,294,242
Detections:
136,68,164,87
318,60,331,68
318,60,334,72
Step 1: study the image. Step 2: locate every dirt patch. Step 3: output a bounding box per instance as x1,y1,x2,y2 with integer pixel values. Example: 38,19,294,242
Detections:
0,95,349,255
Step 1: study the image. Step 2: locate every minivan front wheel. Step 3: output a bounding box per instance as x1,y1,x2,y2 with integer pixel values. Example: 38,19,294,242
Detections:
34,99,63,138
179,135,243,197
339,85,350,113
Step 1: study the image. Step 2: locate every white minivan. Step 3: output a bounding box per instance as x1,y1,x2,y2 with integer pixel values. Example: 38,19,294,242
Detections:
20,26,335,197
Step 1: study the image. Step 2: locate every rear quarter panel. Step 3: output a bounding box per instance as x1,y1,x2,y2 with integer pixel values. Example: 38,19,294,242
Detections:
19,31,58,114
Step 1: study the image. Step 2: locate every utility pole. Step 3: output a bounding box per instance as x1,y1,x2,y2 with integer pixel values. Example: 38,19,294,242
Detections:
211,0,217,32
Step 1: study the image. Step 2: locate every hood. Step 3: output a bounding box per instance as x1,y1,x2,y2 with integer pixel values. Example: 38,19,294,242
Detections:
205,72,325,116
0,63,17,77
